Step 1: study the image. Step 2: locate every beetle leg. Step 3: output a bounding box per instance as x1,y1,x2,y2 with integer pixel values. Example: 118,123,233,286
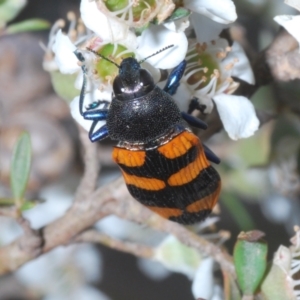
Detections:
181,111,208,130
203,144,221,164
83,109,108,121
163,60,187,96
187,97,207,114
83,109,109,142
74,50,88,116
89,123,109,142
86,100,110,111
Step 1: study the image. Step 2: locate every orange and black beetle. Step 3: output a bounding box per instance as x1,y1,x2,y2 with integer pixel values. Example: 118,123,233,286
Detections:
75,47,221,225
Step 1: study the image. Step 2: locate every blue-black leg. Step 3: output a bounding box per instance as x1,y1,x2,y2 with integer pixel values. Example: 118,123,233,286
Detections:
84,100,110,120
74,50,110,142
83,109,108,121
163,60,187,96
74,50,87,116
86,100,110,111
203,144,220,164
188,97,206,114
181,111,208,130
84,103,110,142
89,122,109,142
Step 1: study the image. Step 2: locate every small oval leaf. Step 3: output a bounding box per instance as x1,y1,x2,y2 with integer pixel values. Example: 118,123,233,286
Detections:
10,132,32,203
234,231,268,297
6,18,50,34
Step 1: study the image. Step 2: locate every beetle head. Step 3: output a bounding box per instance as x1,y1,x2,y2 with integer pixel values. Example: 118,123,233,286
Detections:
113,57,155,100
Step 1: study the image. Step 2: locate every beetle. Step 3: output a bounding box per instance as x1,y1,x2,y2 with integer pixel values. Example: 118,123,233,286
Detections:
74,47,221,225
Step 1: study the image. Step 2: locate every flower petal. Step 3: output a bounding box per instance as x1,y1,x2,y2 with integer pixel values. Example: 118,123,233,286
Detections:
80,0,136,45
274,15,300,47
226,42,255,84
213,94,259,140
191,13,228,43
184,0,237,24
70,89,111,132
192,257,214,299
52,29,79,74
136,25,188,69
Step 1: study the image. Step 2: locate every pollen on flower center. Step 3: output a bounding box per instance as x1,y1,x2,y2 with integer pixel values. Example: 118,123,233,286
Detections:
185,44,220,91
103,0,157,24
182,40,243,98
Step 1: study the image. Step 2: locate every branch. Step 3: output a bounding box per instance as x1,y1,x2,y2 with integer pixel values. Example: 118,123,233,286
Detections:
74,229,154,259
0,177,123,274
0,215,42,274
73,126,100,204
102,196,235,276
0,177,235,277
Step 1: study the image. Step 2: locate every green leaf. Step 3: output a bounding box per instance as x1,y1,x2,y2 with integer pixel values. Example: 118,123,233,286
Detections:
6,18,50,34
10,132,32,205
234,231,268,297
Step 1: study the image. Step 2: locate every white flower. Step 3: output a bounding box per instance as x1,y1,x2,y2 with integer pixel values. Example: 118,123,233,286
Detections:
173,38,259,140
80,0,136,44
43,12,91,73
191,257,215,299
52,29,80,74
192,259,224,299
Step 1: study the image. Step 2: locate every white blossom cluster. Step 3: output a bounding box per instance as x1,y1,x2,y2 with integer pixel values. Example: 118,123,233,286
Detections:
46,0,260,140
40,0,300,299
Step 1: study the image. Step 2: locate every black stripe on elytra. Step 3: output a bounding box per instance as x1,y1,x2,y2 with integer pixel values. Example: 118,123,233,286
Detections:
169,209,212,225
126,165,220,209
117,144,198,181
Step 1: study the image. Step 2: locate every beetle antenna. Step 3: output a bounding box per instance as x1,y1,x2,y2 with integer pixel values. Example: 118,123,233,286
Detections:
139,45,174,64
87,47,120,68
